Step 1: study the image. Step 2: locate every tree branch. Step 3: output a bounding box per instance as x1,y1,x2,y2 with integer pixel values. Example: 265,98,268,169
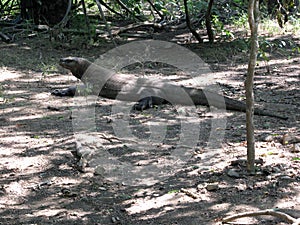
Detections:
145,0,164,19
114,0,144,21
97,0,124,18
55,0,72,27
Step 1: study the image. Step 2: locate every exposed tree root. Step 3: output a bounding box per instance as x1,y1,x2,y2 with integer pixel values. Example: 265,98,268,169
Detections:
222,209,300,224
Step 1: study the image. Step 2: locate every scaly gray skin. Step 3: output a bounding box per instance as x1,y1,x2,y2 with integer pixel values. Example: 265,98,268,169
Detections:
52,57,288,120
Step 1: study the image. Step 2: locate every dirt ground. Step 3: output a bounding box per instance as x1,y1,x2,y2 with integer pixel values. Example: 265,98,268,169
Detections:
0,30,299,225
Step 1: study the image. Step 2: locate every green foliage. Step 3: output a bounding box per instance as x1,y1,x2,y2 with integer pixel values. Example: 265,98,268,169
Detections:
123,0,143,15
214,0,247,22
232,38,249,52
153,1,169,16
233,13,248,28
289,17,300,33
211,15,223,33
168,189,180,194
260,0,299,28
0,84,11,104
232,0,245,5
151,0,182,19
1,0,299,47
85,0,96,5
77,84,94,96
258,37,299,61
40,62,57,75
258,37,272,62
0,84,4,102
187,0,208,17
0,0,19,17
212,15,234,40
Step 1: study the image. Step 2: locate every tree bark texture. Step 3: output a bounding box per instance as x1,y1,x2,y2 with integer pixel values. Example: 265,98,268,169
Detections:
246,0,260,174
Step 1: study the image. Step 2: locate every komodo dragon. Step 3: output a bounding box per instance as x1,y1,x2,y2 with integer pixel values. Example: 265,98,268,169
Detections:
51,57,288,120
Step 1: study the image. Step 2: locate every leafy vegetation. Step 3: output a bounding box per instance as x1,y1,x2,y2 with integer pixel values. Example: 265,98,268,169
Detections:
1,0,299,44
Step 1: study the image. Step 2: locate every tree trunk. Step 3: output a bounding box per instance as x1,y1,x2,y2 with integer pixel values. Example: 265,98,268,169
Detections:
246,0,260,174
205,0,215,43
183,0,203,43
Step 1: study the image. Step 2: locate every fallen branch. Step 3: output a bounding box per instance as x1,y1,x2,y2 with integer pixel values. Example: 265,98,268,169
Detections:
168,18,202,30
181,188,199,199
112,21,162,36
222,209,300,225
0,31,11,42
119,33,152,38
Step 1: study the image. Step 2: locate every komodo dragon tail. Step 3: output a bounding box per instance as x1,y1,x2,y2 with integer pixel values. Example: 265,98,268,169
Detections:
184,87,288,120
224,96,288,120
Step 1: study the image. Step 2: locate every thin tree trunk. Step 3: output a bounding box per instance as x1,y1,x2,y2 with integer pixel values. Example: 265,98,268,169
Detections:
81,0,90,33
205,0,214,43
97,0,124,18
183,0,203,43
114,0,144,21
95,0,117,46
246,0,259,174
146,0,164,19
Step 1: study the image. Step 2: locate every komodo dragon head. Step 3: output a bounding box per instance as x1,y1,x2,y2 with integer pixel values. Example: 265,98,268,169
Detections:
59,57,92,79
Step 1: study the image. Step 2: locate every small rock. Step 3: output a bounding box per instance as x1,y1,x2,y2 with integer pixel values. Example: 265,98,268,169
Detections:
197,184,205,190
94,166,105,176
227,169,240,178
261,134,274,142
280,175,294,181
111,216,120,223
205,183,219,191
272,166,281,173
47,105,60,111
61,188,77,197
77,158,88,172
111,217,117,223
99,186,107,191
